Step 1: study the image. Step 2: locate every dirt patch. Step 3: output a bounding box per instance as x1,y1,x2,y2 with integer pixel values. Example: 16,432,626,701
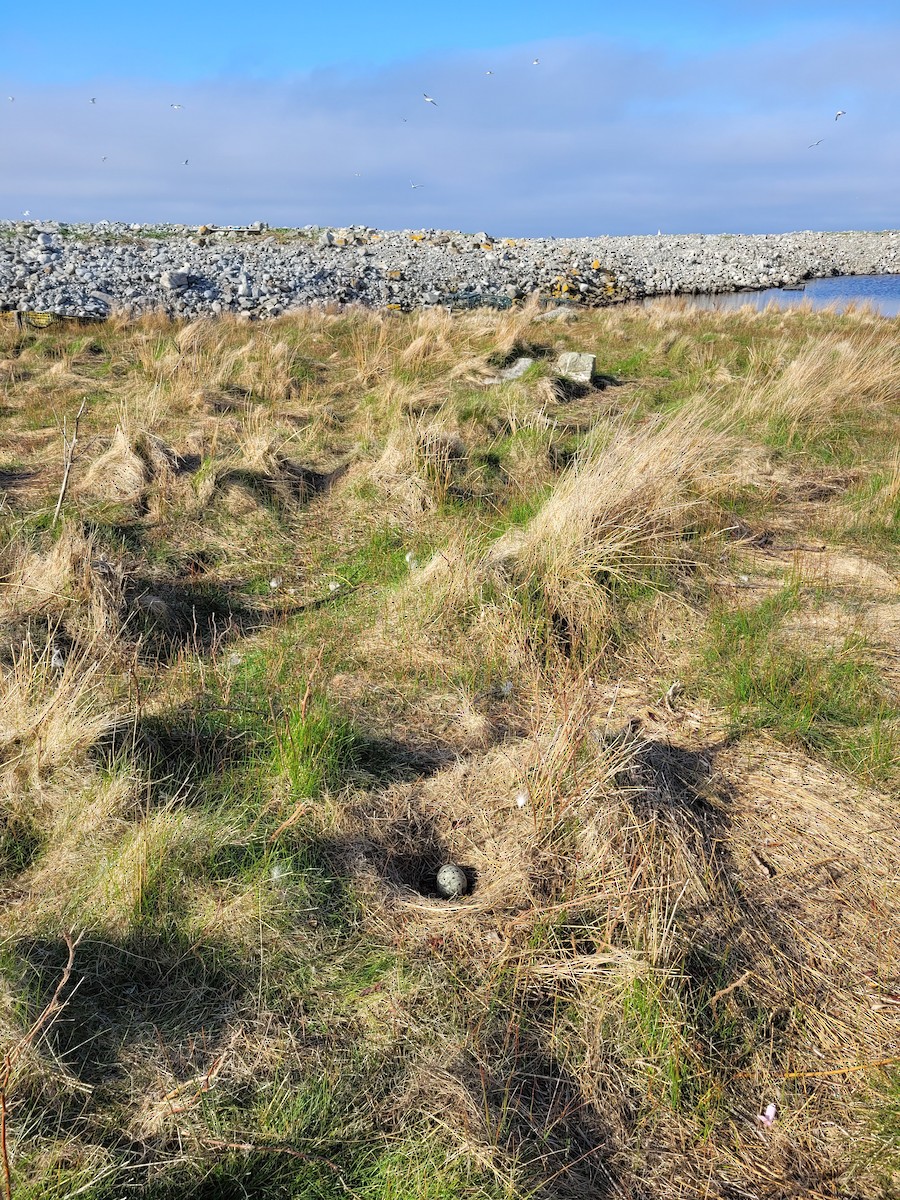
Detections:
742,544,898,595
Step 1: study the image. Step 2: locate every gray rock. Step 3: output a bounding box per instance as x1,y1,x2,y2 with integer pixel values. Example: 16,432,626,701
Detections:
499,356,535,381
536,305,578,322
160,269,190,291
556,351,596,383
0,221,898,320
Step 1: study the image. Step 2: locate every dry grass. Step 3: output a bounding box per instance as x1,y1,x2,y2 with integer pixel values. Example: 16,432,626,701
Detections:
0,302,896,1199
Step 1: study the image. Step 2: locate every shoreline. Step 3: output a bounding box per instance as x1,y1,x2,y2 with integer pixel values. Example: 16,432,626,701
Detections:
1,221,899,318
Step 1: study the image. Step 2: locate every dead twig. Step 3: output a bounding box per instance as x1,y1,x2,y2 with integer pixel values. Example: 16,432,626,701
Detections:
738,1055,900,1081
51,398,87,527
707,970,753,1010
0,930,83,1200
201,1138,360,1196
163,1052,227,1115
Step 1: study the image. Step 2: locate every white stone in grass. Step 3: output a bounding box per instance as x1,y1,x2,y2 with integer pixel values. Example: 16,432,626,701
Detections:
499,356,534,382
269,576,282,590
436,863,468,899
328,580,341,593
555,351,596,384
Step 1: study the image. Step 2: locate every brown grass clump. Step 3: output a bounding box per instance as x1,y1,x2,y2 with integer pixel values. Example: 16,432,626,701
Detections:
731,324,900,435
0,638,114,813
368,416,471,513
0,526,125,645
507,413,734,654
77,426,149,503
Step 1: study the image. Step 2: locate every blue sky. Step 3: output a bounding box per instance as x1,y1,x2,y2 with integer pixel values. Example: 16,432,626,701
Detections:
2,2,898,234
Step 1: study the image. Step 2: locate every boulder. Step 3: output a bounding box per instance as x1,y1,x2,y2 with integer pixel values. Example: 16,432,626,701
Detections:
160,269,190,291
499,357,534,381
556,351,595,384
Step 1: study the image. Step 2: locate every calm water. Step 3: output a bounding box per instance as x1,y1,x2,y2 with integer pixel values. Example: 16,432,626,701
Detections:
685,274,900,317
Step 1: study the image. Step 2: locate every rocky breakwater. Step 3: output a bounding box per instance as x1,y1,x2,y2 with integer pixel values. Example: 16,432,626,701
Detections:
1,221,899,319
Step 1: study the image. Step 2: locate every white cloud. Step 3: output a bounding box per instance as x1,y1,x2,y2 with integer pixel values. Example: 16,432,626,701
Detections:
1,29,898,235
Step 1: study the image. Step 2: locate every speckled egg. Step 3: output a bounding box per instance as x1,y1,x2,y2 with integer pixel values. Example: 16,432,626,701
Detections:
436,863,468,899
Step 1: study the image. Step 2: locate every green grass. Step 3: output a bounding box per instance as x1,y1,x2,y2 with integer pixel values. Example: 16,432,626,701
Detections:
702,587,899,781
2,304,898,1199
274,693,358,802
618,976,692,1112
868,1069,900,1185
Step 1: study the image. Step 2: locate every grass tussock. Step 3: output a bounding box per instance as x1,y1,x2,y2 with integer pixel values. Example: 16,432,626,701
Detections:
0,301,897,1199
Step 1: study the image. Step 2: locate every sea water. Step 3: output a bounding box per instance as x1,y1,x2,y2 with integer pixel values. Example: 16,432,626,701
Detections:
686,274,900,317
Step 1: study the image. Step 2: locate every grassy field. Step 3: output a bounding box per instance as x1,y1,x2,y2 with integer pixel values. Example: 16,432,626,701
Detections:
0,297,898,1199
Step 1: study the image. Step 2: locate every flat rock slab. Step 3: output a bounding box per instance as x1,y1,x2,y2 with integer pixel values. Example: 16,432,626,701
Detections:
499,356,534,381
556,351,596,383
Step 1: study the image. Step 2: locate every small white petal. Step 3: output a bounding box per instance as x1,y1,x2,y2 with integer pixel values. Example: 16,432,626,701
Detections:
756,1102,777,1128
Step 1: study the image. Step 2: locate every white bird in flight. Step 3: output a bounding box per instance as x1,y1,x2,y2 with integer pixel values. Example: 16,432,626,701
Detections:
410,180,424,189
7,96,13,102
835,109,846,120
90,97,96,104
170,103,183,110
808,139,823,148
485,70,494,75
182,159,189,165
423,93,437,105
532,58,540,66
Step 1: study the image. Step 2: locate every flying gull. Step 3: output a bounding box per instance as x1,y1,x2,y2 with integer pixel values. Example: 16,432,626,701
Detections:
423,93,437,105
835,109,846,120
170,103,183,110
410,180,424,189
808,139,823,148
532,58,540,65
